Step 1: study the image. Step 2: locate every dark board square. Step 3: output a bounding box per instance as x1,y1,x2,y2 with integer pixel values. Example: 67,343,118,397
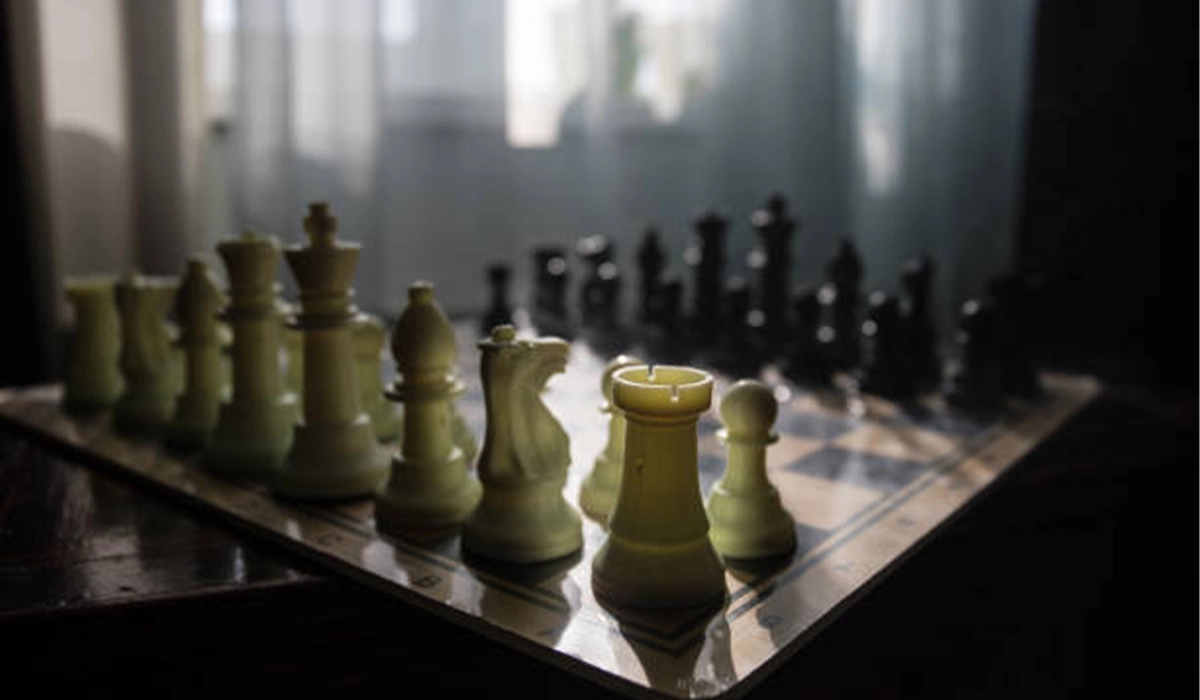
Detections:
793,521,830,560
783,446,928,493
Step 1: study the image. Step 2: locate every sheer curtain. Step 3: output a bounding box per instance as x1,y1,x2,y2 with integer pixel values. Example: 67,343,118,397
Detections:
206,0,1036,331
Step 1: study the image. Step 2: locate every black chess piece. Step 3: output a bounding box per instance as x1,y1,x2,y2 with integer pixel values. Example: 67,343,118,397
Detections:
944,298,1002,411
747,193,797,346
988,274,1040,398
577,235,620,329
531,246,571,338
817,239,864,369
685,210,728,345
637,227,665,324
644,275,689,364
532,246,568,315
783,286,832,386
480,263,513,335
856,291,914,400
899,255,940,390
707,277,763,376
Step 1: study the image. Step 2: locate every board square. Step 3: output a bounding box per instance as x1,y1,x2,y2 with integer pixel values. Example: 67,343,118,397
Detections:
783,445,929,493
771,469,885,531
888,399,992,439
832,422,959,464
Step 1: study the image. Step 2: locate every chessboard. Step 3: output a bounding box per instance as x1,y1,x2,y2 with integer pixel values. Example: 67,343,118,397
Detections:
0,325,1098,700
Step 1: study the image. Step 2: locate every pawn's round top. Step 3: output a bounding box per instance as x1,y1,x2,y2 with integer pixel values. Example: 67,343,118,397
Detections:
719,380,778,439
392,281,456,379
600,354,643,408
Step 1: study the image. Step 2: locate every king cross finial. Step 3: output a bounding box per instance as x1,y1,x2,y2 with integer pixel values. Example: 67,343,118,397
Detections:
304,202,337,246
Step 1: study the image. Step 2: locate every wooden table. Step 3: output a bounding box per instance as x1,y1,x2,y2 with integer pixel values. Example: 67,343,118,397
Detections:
0,382,1193,698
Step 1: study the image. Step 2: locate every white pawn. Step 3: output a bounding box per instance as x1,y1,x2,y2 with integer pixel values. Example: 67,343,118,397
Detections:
353,313,402,443
705,380,796,560
578,354,642,523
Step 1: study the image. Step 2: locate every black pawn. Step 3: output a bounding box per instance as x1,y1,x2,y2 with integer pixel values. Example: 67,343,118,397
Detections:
531,246,571,338
857,291,913,399
577,235,620,330
818,239,864,369
532,246,569,316
708,277,762,376
783,286,832,386
944,299,1003,410
685,210,728,344
989,275,1040,397
900,255,940,390
748,193,797,345
637,227,665,324
481,263,513,335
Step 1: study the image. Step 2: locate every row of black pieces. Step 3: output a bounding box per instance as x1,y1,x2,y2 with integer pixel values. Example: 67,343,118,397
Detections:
479,203,1037,409
480,199,908,380
775,264,1040,411
483,254,1037,410
489,193,801,341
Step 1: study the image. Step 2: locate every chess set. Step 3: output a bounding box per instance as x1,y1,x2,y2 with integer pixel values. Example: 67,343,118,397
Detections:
0,200,1099,699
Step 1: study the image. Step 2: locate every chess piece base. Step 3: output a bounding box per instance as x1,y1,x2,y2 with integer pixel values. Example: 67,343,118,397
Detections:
113,385,176,435
63,373,124,415
375,448,481,535
167,392,221,451
206,395,298,477
275,416,390,500
462,480,582,564
63,390,122,416
591,534,726,609
707,487,797,560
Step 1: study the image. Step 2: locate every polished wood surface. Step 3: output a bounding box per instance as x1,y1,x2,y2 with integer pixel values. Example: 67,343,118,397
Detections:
0,382,1193,698
0,433,312,617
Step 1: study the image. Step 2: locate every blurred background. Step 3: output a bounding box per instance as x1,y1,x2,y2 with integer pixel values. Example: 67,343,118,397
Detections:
0,0,1193,389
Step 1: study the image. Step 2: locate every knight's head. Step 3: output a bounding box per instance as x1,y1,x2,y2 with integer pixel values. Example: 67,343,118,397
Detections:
479,325,569,392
